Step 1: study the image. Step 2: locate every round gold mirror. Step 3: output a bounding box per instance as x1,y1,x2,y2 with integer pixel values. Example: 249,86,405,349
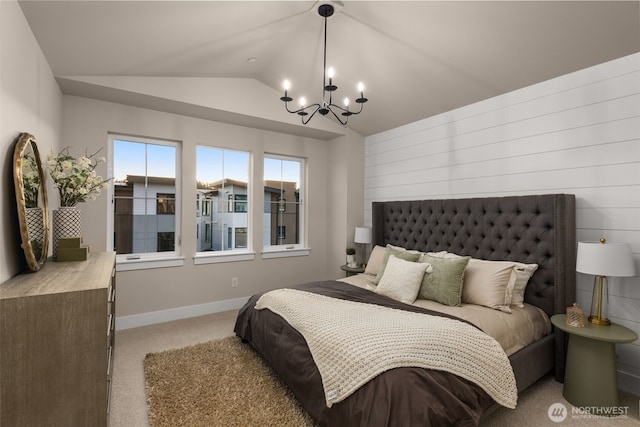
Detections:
13,133,49,271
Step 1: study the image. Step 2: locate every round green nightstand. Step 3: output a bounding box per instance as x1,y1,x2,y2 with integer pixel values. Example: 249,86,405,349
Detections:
551,314,637,411
340,264,364,277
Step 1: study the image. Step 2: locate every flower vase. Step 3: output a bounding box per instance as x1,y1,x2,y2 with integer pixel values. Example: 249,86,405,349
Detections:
346,254,355,267
53,207,81,258
26,207,45,259
25,207,44,243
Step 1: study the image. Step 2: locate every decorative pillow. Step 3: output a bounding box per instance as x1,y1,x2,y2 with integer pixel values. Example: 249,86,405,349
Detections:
364,245,386,276
426,251,464,259
388,244,423,259
418,254,470,306
373,245,422,285
462,259,520,313
375,255,429,304
506,263,538,307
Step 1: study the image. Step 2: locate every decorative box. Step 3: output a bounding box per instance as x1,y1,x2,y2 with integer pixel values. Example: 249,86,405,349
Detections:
56,237,89,262
566,303,585,328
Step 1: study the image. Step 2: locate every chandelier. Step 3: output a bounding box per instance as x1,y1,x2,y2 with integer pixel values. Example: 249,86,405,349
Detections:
280,3,368,125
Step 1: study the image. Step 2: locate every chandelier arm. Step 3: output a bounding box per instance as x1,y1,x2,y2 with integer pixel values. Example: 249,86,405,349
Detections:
284,102,321,115
326,102,357,116
327,106,348,125
302,105,322,124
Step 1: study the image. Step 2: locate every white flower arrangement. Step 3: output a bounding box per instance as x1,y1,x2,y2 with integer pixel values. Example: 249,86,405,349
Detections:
47,147,110,207
22,151,41,208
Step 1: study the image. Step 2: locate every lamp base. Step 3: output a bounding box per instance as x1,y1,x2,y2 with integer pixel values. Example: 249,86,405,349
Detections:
589,275,610,327
588,315,611,326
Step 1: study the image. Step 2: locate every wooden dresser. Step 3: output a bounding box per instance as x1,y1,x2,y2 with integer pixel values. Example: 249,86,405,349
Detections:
0,252,116,427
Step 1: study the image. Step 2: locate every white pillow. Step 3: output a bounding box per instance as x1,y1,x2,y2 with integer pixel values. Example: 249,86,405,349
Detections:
375,255,428,304
506,263,538,307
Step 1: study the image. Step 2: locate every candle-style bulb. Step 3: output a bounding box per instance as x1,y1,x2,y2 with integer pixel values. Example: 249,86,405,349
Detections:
343,97,349,107
327,67,335,79
283,80,291,91
357,82,365,92
299,97,307,108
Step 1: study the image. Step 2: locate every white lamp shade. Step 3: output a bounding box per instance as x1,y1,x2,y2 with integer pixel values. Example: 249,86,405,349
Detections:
576,241,635,277
354,227,372,244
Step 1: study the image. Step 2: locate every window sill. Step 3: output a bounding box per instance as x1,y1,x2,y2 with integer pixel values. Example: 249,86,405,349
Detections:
193,251,256,265
116,255,185,272
261,247,311,259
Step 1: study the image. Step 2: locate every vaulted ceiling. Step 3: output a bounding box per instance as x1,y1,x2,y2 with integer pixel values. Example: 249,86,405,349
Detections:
19,1,640,137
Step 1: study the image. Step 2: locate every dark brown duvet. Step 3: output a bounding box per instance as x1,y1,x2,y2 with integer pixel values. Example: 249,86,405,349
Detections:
234,281,496,427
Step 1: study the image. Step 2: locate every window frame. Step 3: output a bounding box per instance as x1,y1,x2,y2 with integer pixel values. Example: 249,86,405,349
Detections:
108,134,183,271
262,153,308,259
193,145,255,265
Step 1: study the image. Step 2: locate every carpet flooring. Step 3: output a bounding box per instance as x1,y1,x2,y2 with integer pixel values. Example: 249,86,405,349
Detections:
144,336,315,427
111,310,639,427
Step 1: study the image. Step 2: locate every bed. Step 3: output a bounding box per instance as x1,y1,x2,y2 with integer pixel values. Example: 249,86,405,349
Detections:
235,194,576,426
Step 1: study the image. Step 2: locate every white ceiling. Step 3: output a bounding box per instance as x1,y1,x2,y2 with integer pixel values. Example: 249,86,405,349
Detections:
18,1,640,137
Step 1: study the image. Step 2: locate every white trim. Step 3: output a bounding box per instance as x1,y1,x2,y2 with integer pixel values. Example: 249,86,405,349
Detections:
115,296,250,330
193,251,256,264
618,369,639,396
116,256,185,271
261,247,311,259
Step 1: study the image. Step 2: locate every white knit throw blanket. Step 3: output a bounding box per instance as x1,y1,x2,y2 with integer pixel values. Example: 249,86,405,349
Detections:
255,288,517,409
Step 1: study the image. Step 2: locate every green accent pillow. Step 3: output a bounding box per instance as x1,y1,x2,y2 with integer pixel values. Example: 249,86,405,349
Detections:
373,246,421,285
418,254,470,306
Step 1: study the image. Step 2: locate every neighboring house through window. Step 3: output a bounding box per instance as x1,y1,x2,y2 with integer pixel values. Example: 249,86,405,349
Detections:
196,146,250,253
110,135,181,262
264,155,304,250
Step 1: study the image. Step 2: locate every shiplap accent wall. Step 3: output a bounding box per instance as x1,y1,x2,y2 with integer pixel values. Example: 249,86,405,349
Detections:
364,53,640,395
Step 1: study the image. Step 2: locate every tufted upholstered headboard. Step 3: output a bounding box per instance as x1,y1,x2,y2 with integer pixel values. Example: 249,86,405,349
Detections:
371,194,576,383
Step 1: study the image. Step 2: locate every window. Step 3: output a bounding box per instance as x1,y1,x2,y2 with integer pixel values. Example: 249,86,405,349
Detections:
157,232,175,252
235,227,248,248
110,135,181,265
234,195,247,212
157,193,175,214
264,155,305,252
196,146,250,254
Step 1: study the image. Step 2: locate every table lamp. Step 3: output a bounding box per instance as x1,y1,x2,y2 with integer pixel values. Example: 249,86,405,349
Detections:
576,238,635,326
354,227,372,267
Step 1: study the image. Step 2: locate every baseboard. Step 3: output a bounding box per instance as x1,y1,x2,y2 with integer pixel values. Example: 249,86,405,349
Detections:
618,370,640,397
115,296,250,330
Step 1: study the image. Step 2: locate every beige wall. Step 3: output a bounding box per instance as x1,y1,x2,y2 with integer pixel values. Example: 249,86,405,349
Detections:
327,129,366,277
1,0,62,282
62,96,364,319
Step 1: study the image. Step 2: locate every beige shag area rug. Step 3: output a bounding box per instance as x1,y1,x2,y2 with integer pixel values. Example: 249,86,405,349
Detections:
144,336,315,427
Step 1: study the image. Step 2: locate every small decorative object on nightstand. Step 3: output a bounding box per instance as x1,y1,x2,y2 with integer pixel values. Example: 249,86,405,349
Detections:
551,314,638,411
341,264,364,277
346,247,357,267
566,303,585,328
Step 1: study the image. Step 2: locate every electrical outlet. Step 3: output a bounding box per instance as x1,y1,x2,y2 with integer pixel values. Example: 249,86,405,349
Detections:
232,277,238,288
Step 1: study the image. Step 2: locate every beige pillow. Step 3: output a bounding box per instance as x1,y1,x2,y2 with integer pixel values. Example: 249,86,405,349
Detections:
462,259,520,312
375,255,428,304
364,245,386,276
373,245,422,285
506,263,538,307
